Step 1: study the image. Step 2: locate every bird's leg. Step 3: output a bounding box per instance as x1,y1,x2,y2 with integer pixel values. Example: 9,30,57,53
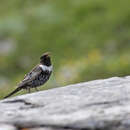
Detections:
27,88,31,93
25,87,28,92
35,87,39,91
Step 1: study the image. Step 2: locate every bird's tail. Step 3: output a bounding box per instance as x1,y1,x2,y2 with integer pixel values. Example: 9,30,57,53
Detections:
3,87,23,99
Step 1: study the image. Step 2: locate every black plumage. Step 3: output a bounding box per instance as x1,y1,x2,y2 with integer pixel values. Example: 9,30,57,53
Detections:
4,52,52,99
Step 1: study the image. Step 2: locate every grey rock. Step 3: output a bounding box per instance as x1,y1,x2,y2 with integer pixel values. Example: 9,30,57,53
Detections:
0,124,17,130
29,127,73,130
0,76,130,130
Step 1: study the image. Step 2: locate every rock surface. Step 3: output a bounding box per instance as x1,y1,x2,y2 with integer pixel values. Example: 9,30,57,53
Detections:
1,76,130,130
0,124,17,130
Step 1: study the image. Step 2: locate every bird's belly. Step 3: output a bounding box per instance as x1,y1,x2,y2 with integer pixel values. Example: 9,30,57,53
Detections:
28,73,50,88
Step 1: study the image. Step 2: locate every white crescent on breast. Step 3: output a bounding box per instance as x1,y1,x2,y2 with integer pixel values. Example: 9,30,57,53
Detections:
39,64,53,72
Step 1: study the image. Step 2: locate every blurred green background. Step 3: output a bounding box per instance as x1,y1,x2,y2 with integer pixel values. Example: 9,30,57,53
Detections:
0,0,130,98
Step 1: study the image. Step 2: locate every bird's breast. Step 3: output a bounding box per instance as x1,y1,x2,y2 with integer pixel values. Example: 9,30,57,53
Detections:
27,71,51,88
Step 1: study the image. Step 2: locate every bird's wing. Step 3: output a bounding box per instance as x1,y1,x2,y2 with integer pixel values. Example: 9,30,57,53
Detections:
18,65,42,87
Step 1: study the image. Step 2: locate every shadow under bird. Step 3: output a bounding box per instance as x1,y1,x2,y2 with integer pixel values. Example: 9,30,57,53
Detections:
4,52,52,99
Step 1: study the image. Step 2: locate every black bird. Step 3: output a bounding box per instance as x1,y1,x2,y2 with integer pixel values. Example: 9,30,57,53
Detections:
4,52,52,98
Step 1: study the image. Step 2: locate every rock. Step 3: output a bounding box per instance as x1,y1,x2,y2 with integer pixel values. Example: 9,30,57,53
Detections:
0,124,17,130
0,76,130,130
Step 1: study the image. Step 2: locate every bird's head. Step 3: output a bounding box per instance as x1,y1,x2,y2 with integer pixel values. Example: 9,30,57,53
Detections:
40,52,51,66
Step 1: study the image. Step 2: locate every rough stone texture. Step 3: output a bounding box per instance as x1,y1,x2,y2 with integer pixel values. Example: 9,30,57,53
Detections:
1,76,130,130
0,124,17,130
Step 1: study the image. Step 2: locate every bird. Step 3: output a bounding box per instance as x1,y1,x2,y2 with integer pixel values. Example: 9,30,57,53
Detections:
4,52,52,99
